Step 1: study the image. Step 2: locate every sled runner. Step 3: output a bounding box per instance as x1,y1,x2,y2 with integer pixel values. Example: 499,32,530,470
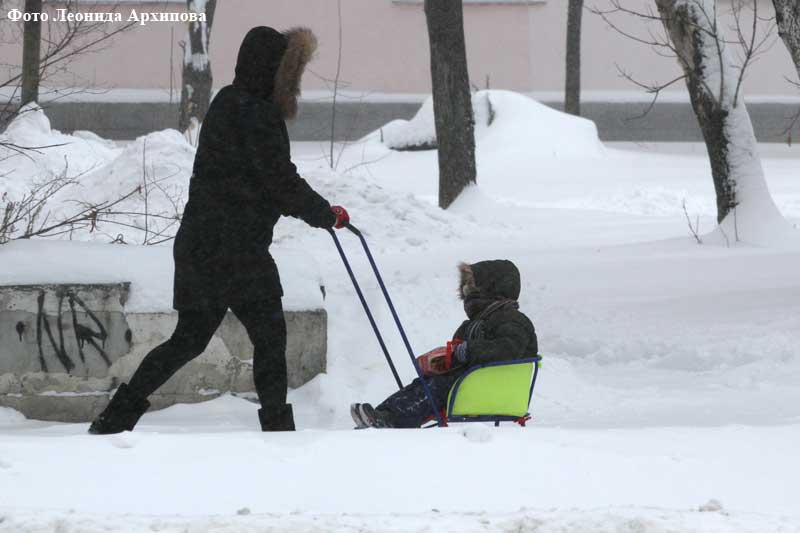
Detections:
328,224,542,427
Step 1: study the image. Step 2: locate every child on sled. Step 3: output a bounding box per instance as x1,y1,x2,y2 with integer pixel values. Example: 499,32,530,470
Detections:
351,259,538,429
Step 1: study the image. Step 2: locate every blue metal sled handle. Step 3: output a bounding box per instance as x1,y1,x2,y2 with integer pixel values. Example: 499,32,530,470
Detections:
327,223,445,427
326,227,403,390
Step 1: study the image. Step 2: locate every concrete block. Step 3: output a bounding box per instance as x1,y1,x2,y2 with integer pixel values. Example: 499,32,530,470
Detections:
0,283,327,422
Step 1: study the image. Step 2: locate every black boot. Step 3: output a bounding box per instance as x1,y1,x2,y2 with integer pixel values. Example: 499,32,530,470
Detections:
258,404,295,431
88,383,151,435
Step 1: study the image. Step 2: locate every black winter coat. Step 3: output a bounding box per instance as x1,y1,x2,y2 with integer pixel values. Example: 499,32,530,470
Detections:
173,27,334,310
452,306,538,366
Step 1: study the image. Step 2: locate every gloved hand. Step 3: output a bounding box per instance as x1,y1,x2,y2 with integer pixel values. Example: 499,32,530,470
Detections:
416,339,465,376
416,346,446,376
451,339,469,365
331,205,350,229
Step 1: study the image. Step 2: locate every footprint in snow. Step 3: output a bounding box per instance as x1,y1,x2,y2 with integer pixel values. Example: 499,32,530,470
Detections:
461,425,493,443
698,499,725,513
109,434,140,449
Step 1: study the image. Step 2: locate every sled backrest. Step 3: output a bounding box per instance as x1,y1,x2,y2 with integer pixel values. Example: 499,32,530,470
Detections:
447,356,541,420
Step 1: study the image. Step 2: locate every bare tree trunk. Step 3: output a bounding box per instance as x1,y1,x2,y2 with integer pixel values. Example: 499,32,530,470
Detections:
179,0,217,132
565,0,583,116
590,0,790,243
654,0,789,244
772,0,800,80
21,0,42,106
657,0,735,222
424,0,477,209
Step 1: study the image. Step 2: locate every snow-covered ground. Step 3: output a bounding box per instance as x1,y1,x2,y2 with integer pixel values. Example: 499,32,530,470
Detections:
2,92,800,531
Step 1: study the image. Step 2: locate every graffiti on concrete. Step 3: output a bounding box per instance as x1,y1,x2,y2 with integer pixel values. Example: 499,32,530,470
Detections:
35,290,115,373
0,283,132,377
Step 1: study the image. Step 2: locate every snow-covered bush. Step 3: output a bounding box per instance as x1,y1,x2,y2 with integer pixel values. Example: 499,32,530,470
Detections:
0,105,194,245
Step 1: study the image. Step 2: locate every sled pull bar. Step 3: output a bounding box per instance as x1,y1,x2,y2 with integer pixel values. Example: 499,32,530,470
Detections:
342,223,445,428
327,228,404,390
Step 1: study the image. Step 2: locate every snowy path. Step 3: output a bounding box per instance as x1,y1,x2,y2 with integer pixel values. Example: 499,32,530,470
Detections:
2,397,799,531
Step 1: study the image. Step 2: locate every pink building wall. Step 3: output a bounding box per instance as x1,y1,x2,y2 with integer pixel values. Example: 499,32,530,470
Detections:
0,0,796,98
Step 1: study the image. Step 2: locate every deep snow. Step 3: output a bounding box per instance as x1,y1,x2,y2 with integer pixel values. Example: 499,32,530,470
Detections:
2,91,800,531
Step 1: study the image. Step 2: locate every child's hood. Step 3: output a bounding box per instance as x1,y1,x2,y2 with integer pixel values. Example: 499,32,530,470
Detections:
459,260,521,301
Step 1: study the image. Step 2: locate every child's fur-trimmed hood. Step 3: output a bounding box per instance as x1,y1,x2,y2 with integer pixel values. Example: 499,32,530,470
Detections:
458,260,521,301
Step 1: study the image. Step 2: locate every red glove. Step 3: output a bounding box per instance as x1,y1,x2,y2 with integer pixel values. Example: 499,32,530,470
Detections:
416,346,446,376
416,340,463,376
331,205,350,229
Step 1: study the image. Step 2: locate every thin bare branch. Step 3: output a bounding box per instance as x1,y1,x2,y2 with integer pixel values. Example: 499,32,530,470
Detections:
682,198,703,244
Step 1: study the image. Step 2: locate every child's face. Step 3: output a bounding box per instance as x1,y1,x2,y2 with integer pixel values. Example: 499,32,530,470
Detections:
463,295,491,319
460,279,479,301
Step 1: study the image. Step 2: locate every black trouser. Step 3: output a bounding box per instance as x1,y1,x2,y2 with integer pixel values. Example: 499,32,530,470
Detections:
127,299,288,409
376,372,463,428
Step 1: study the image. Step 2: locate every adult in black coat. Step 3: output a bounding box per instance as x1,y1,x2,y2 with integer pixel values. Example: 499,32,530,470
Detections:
351,260,538,428
90,26,347,434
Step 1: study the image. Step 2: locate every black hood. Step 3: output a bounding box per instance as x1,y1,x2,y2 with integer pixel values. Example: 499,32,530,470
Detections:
232,26,317,119
460,260,521,301
233,26,287,100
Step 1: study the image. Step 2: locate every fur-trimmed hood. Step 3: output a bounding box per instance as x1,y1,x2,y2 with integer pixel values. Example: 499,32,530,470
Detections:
459,260,521,301
233,26,317,120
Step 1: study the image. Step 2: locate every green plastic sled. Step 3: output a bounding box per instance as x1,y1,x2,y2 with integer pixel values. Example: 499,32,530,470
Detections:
445,355,542,426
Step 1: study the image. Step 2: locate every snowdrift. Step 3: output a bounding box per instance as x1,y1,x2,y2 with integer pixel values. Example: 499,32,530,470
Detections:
380,90,604,158
0,106,194,245
0,104,119,198
1,106,489,249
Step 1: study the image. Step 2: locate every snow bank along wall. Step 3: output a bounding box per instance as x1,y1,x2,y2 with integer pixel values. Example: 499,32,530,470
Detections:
0,283,327,422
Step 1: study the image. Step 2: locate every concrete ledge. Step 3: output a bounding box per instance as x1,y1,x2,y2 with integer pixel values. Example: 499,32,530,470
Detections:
0,283,327,422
